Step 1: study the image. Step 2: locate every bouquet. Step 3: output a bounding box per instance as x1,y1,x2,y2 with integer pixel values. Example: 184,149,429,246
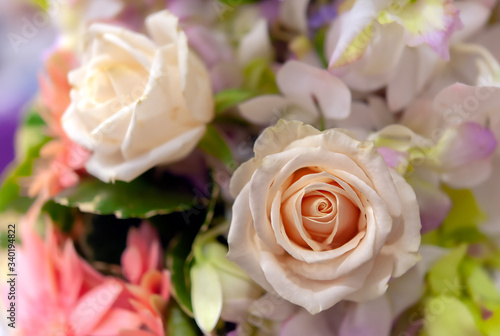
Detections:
1,0,500,335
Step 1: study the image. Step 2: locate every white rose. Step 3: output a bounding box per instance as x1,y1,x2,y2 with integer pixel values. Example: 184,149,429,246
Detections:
228,120,421,314
62,10,214,182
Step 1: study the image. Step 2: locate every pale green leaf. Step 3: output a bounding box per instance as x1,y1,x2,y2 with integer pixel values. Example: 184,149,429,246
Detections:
190,262,223,333
215,89,256,114
424,297,482,336
461,259,500,311
243,59,279,95
428,245,467,296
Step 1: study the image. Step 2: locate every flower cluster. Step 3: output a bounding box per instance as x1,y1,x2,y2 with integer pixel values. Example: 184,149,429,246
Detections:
1,0,500,335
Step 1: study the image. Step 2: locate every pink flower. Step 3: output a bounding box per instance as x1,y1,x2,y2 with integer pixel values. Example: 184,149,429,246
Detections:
120,222,171,336
29,49,91,198
122,223,162,285
39,50,76,122
12,203,142,335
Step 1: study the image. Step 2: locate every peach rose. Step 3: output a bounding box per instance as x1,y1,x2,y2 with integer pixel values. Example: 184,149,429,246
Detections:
228,120,421,314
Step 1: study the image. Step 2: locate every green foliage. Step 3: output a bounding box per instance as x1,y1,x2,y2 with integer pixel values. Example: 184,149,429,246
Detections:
423,297,482,336
461,258,500,311
54,177,193,219
166,185,218,317
31,0,50,10
313,27,329,68
442,186,486,234
217,0,258,5
422,245,500,336
427,245,467,296
167,232,196,316
243,59,280,95
214,89,257,115
0,110,50,214
483,307,500,335
42,200,77,233
422,187,488,248
166,301,200,336
198,125,234,168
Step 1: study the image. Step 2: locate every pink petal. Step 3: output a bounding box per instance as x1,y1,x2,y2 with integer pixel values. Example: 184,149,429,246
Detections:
91,308,142,335
442,158,494,189
474,156,500,244
410,179,452,233
122,246,144,284
70,280,123,334
160,271,171,301
376,147,407,170
280,310,333,336
435,122,497,171
452,2,492,42
339,297,392,336
434,83,500,126
406,1,463,60
136,308,164,335
147,239,161,272
120,331,156,336
278,61,351,121
66,142,92,169
60,241,84,308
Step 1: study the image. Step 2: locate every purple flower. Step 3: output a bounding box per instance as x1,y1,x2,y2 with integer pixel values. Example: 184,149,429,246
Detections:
308,4,337,30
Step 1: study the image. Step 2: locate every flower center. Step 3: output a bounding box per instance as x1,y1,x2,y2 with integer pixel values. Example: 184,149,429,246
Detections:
301,194,335,217
281,169,362,252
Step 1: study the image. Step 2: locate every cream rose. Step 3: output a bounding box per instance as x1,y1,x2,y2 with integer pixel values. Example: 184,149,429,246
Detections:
228,120,421,314
62,10,214,182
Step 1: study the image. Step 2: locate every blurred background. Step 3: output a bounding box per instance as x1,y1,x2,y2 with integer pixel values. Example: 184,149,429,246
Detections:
0,0,56,175
0,2,54,331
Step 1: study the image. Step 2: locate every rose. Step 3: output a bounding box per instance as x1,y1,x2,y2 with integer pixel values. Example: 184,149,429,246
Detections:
228,120,421,314
62,10,214,182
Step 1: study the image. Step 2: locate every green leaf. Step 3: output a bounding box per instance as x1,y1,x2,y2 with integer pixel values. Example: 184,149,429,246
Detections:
421,229,441,246
243,59,280,95
0,110,50,214
217,0,258,6
23,109,46,127
424,297,482,336
204,241,246,278
428,245,467,296
167,233,196,316
54,177,193,218
16,109,48,160
215,89,257,115
313,27,329,68
441,187,486,233
442,227,487,246
31,0,50,10
190,262,223,333
484,250,500,268
461,258,500,311
433,187,488,247
166,301,199,336
198,125,234,168
166,185,218,316
483,307,500,335
42,200,77,233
